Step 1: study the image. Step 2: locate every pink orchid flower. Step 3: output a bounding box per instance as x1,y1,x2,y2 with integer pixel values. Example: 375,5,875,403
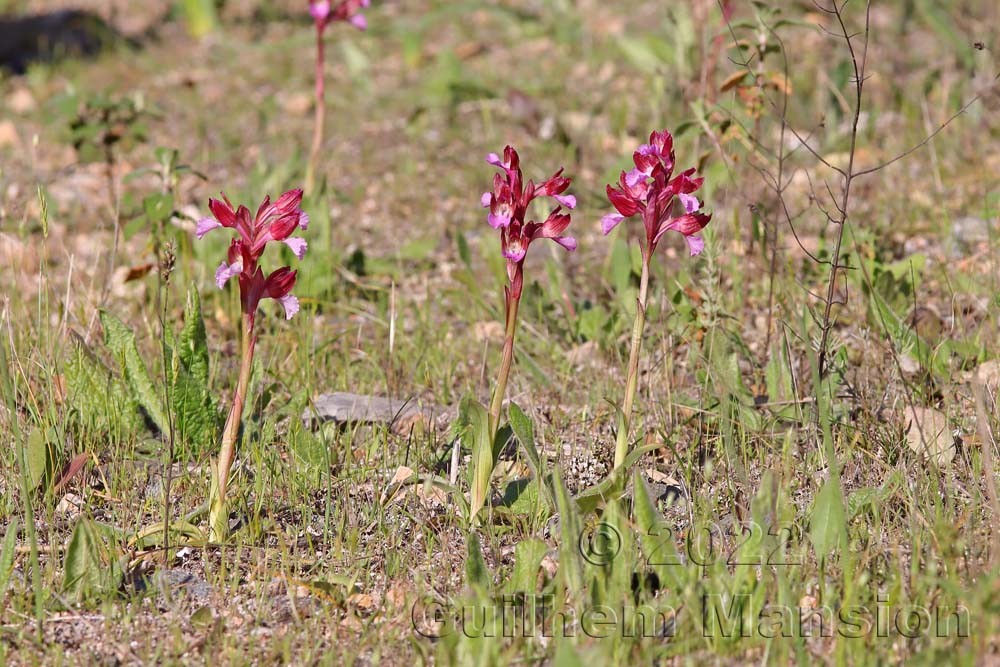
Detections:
309,0,370,31
481,145,577,298
601,129,712,256
196,189,308,320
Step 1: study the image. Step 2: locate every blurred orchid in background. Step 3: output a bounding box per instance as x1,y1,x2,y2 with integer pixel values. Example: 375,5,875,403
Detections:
306,0,371,191
309,0,370,31
602,129,711,471
196,188,309,540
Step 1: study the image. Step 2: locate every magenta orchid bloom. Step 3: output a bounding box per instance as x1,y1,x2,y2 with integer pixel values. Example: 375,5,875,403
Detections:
309,0,370,31
601,130,712,256
196,189,308,320
481,145,577,298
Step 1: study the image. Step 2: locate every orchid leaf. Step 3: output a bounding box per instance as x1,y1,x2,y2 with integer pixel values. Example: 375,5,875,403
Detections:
101,310,169,435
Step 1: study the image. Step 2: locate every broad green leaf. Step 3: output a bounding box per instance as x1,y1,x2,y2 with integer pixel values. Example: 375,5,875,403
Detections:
551,468,584,600
460,397,493,523
465,532,490,593
553,641,585,667
508,403,540,474
64,343,143,437
24,427,52,490
456,232,472,269
508,402,554,509
498,478,548,516
63,519,122,602
573,441,660,514
169,287,218,449
0,519,18,602
809,477,846,562
101,310,168,434
177,287,208,387
143,193,174,224
505,538,547,595
632,469,682,590
847,487,879,520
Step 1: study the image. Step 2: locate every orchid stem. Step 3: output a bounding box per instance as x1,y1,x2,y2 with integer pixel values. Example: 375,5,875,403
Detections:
306,26,326,194
211,312,256,541
613,248,650,470
489,290,520,436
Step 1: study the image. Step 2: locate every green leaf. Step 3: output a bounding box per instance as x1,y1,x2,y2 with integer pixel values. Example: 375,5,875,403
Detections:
465,532,490,593
169,287,219,449
179,287,208,382
508,402,555,510
101,310,169,434
553,641,584,667
143,193,174,224
573,441,660,514
460,397,494,523
63,519,122,602
632,469,682,590
24,427,53,490
499,477,547,516
809,477,846,562
505,538,547,594
0,519,18,603
551,468,584,600
456,232,472,269
847,487,879,520
64,343,143,437
178,0,218,37
508,403,541,474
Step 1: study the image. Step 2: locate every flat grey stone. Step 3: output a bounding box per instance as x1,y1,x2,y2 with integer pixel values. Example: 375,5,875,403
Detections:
302,392,441,433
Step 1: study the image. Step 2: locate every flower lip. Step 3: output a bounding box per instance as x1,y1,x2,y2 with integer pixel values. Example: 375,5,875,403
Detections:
310,0,332,21
215,260,243,289
196,217,222,239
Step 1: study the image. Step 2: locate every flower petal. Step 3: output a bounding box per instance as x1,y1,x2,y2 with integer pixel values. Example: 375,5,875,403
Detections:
535,210,572,239
601,213,625,235
552,235,577,252
685,234,705,256
502,245,526,262
553,194,577,209
283,237,308,259
350,13,367,29
196,217,222,239
625,168,647,188
215,260,242,289
278,294,300,320
486,153,503,167
208,197,238,228
607,185,641,217
481,192,492,208
298,212,310,230
310,0,331,21
488,211,511,229
679,193,700,214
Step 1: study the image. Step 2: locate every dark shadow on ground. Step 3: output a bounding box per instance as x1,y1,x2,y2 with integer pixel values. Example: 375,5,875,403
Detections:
0,10,136,74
